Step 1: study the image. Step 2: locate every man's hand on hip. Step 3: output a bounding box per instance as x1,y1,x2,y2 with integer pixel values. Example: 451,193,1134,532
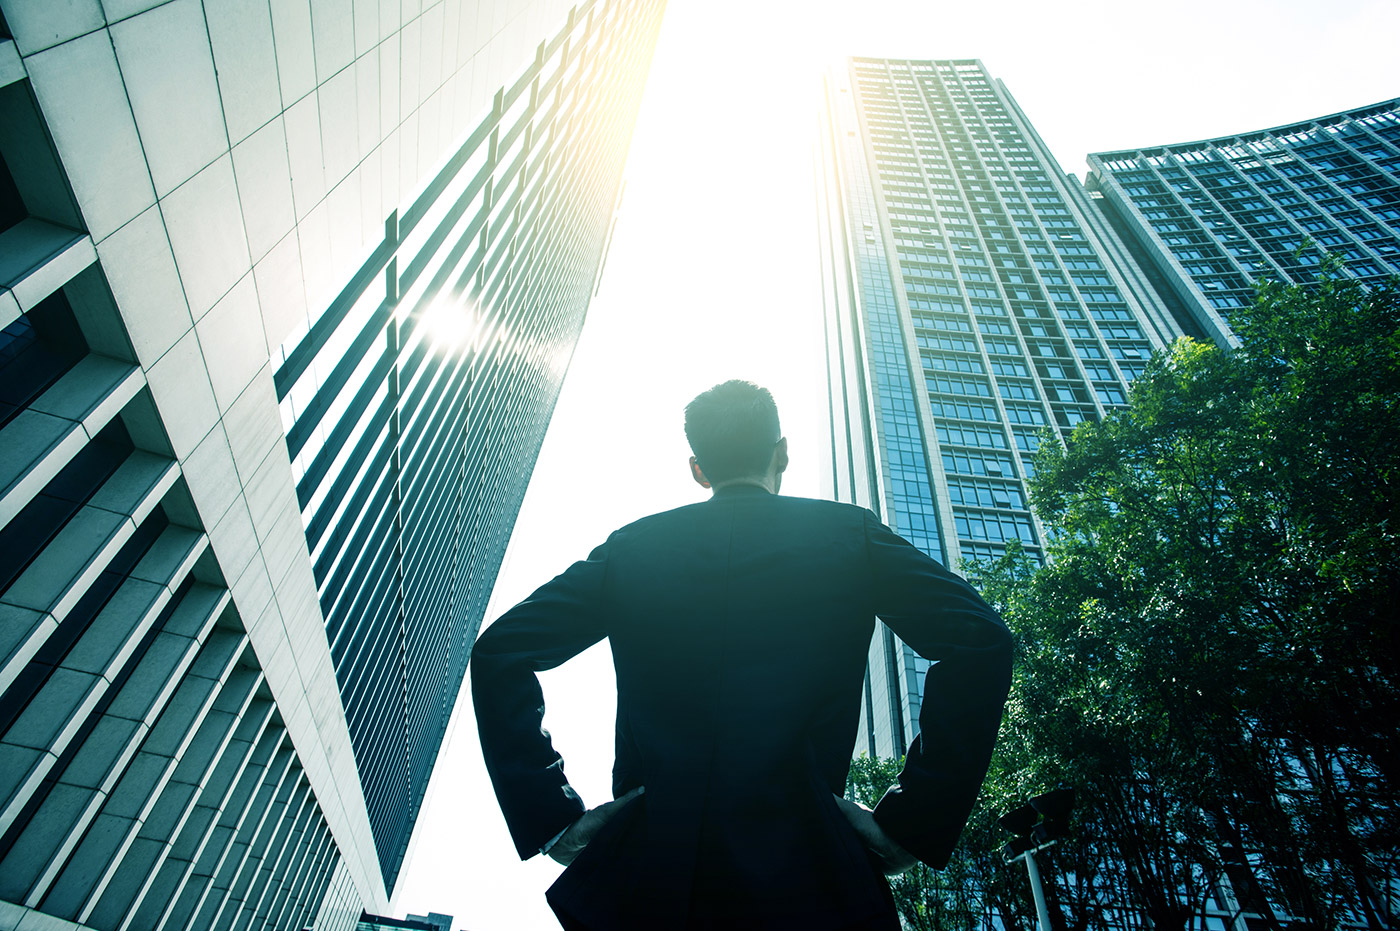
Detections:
834,794,918,876
546,787,645,866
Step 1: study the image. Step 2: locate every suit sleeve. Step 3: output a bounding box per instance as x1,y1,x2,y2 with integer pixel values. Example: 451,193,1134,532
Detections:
863,510,1013,868
470,540,610,859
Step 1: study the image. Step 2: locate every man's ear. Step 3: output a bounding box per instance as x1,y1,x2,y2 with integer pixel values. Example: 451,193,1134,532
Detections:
774,437,789,475
689,456,711,489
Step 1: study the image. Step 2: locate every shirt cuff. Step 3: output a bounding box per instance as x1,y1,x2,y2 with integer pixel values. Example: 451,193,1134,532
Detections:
540,826,569,855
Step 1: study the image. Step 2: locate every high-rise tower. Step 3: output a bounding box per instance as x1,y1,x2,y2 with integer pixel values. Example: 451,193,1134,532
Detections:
0,1,664,929
273,0,666,896
1085,99,1400,346
817,58,1182,759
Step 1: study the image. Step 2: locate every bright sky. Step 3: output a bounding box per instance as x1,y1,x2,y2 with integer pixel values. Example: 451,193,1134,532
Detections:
393,0,1397,927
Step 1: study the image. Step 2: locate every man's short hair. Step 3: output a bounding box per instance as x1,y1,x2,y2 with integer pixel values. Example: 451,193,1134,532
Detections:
684,380,781,484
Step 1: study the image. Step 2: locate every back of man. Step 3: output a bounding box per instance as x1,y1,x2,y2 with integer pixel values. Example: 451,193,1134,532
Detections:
471,381,1013,930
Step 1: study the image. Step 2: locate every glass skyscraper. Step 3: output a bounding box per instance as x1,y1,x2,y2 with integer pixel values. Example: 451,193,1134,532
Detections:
0,1,663,929
821,56,1399,807
1085,98,1400,346
817,58,1184,759
821,61,1398,930
273,0,666,895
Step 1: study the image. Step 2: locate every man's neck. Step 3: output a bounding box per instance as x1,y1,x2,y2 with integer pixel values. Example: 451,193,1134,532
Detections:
710,476,777,495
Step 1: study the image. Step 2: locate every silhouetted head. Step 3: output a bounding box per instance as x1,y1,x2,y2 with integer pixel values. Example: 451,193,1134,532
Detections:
684,380,788,493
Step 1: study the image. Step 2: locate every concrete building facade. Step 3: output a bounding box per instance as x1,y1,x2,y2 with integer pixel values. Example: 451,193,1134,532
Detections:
0,0,663,928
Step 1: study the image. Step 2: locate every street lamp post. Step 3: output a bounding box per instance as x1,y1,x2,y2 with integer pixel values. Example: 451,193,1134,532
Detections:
1018,846,1054,931
998,788,1076,931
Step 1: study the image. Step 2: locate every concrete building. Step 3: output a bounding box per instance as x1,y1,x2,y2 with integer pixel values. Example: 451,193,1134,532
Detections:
356,911,451,931
402,914,453,931
0,0,664,928
817,57,1182,759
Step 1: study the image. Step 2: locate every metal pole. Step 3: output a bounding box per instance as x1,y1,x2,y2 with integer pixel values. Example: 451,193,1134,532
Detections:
1023,849,1054,931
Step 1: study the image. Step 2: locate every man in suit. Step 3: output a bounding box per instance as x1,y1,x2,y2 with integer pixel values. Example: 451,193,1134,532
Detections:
471,380,1013,929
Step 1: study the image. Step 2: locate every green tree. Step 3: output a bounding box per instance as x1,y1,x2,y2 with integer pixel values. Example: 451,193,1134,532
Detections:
846,755,983,931
969,538,1220,931
959,267,1400,929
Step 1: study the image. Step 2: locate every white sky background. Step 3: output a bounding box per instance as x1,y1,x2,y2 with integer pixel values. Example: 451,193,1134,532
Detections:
393,0,1398,927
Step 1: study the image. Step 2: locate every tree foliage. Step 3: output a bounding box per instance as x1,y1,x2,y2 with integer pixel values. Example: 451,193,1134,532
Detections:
895,269,1400,930
847,755,985,931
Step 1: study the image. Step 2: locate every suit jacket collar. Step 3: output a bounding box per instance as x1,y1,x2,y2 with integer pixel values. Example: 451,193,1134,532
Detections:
710,483,773,499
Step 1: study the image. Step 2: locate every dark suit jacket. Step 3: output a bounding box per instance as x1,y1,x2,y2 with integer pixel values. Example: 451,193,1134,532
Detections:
471,485,1012,930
